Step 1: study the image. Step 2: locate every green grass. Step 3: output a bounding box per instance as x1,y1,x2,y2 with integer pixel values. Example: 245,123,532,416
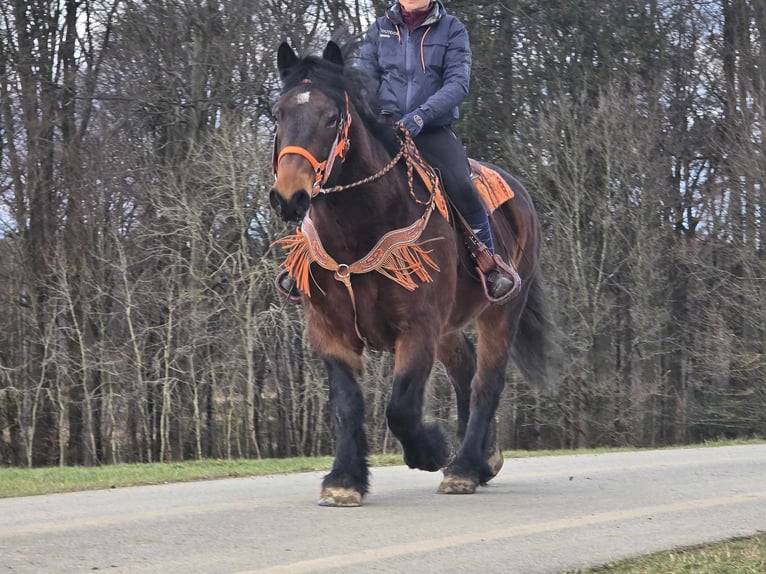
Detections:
577,534,766,573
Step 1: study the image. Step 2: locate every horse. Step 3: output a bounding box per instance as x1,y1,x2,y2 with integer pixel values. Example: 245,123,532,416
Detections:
270,41,551,507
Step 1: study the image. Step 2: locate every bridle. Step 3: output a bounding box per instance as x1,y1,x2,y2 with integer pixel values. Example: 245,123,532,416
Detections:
272,84,352,197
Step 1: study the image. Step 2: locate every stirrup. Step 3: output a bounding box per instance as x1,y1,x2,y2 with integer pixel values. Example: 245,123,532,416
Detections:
478,254,522,304
275,269,302,303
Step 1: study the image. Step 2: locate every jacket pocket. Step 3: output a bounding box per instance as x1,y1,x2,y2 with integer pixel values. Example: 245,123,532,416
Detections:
421,37,448,72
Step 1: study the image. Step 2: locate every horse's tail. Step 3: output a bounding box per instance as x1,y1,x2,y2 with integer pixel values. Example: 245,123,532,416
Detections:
511,269,558,390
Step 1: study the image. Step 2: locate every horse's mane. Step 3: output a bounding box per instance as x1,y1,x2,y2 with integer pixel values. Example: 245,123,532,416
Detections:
279,45,400,156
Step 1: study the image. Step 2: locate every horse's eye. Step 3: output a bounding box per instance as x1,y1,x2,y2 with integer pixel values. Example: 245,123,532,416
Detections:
326,115,339,128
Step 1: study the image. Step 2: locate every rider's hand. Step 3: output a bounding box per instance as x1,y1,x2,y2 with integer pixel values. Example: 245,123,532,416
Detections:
397,110,426,137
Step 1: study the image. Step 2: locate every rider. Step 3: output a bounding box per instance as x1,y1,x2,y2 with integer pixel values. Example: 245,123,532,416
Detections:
359,0,515,300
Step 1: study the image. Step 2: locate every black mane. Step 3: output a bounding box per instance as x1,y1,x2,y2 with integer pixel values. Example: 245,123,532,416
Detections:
279,49,399,154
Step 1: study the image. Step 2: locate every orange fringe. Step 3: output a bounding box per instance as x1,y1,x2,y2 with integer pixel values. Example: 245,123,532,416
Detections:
377,243,440,291
273,230,314,297
273,231,440,296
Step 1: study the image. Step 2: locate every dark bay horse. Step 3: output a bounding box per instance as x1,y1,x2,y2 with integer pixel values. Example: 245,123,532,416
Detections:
270,41,551,506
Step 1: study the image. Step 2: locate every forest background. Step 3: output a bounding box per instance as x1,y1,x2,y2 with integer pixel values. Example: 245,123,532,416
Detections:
1,0,764,468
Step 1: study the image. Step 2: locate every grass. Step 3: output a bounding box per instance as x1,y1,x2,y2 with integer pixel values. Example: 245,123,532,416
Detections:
0,454,404,498
0,438,761,499
577,533,766,573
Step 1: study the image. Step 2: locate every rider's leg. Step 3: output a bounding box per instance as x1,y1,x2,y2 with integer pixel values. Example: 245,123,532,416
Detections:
463,204,495,253
414,127,514,300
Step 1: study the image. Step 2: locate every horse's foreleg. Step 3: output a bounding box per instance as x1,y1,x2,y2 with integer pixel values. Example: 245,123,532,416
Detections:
386,336,449,472
319,357,369,507
439,314,512,494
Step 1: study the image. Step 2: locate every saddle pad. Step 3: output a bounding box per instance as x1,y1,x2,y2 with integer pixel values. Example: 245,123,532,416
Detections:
469,159,515,213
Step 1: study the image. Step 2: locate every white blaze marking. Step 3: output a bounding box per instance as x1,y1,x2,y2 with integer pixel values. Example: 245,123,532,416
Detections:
294,91,311,105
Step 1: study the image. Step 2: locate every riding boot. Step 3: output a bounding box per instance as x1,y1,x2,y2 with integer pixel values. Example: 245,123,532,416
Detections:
465,209,517,301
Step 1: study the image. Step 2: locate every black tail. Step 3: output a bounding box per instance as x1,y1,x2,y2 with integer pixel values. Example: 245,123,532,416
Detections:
511,270,558,390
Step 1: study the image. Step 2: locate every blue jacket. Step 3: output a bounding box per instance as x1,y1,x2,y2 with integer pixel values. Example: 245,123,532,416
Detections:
359,1,471,128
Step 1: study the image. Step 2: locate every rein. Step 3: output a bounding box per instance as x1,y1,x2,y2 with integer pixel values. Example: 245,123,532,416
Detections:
320,125,442,212
319,148,404,194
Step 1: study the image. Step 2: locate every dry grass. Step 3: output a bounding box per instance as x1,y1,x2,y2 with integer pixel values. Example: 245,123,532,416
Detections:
578,534,766,573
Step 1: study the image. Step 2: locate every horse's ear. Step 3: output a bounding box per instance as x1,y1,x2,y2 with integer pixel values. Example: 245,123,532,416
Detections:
278,42,300,78
322,41,344,67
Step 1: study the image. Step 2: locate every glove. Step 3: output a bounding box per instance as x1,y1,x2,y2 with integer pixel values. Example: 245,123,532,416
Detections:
397,109,426,137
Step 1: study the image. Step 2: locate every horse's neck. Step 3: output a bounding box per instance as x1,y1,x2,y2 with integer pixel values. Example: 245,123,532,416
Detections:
341,121,393,192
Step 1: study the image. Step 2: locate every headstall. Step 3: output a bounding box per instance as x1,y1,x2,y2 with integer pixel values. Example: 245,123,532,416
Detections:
272,84,352,196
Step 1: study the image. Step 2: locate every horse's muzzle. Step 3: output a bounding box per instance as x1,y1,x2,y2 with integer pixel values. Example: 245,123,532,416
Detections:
270,187,310,221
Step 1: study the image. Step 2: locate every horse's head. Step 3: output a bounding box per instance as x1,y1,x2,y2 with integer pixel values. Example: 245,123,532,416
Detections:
270,42,351,221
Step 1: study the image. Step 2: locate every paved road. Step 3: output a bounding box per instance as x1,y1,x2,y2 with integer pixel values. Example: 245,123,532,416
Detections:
1,444,765,573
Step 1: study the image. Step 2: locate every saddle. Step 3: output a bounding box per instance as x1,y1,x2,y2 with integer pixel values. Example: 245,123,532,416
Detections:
468,159,515,212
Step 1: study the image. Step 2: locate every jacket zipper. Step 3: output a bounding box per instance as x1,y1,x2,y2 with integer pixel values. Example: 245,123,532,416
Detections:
404,25,413,112
386,6,442,113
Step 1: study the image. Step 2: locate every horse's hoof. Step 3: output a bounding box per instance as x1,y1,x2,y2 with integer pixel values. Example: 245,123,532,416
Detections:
318,487,363,507
437,475,477,494
487,447,504,479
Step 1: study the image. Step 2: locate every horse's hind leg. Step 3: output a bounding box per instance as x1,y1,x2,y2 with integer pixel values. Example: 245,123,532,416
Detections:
319,356,369,507
386,335,450,472
437,332,506,483
436,332,475,443
439,306,517,494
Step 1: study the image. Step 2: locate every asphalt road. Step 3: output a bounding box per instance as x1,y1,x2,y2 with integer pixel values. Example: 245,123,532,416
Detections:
1,444,765,573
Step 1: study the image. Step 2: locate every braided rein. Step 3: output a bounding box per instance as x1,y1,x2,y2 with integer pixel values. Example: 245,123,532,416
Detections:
317,147,405,194
317,125,433,200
